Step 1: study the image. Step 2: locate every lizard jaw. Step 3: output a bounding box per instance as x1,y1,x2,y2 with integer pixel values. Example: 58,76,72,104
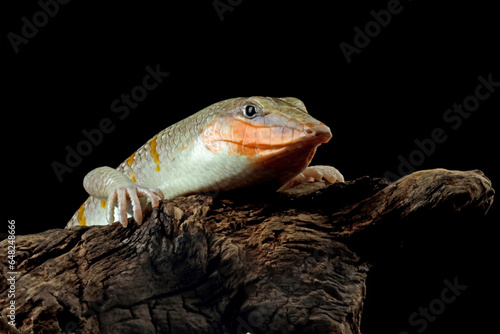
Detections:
204,120,332,156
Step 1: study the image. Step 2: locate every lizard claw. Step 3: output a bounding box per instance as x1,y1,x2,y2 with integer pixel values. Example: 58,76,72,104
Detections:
106,186,164,227
279,165,344,191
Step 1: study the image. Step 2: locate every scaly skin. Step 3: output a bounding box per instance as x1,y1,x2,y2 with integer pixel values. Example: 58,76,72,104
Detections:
66,97,343,228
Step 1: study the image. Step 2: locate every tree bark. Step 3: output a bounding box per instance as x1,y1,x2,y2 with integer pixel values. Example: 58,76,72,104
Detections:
0,169,495,334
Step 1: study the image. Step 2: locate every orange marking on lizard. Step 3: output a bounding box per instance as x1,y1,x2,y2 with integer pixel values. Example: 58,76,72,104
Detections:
150,136,161,172
101,200,107,209
77,203,86,226
202,118,297,161
127,152,136,165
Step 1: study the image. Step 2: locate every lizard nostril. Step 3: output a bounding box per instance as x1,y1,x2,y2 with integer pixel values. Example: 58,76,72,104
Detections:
305,128,314,135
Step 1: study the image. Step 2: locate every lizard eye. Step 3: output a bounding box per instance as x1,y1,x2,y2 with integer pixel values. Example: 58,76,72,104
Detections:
242,105,258,119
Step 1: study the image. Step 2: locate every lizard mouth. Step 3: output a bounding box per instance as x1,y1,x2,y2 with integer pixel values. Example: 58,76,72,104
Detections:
201,118,332,159
220,123,332,157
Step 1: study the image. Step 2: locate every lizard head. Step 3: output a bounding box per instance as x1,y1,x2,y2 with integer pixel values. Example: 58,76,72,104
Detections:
201,96,332,188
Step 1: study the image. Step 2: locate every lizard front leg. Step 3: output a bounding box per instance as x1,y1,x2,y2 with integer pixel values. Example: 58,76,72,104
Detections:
83,166,164,227
279,165,344,191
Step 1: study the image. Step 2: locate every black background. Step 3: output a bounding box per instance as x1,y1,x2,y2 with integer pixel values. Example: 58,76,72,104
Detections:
1,1,499,333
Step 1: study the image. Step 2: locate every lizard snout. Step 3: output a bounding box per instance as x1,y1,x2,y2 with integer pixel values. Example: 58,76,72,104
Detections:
304,123,332,144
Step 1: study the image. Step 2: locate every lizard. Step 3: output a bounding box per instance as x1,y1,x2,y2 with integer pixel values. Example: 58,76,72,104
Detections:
66,96,344,228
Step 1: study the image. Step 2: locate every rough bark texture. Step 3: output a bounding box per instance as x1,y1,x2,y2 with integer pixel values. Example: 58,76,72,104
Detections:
0,169,494,334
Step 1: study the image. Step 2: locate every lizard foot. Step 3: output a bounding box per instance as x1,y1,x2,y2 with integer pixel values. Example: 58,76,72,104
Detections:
279,165,344,191
106,186,164,227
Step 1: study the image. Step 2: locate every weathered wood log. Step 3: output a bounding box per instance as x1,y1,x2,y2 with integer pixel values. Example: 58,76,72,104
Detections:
0,169,494,334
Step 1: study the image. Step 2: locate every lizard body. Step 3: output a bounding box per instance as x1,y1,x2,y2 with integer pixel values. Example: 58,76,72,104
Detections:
66,97,343,228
